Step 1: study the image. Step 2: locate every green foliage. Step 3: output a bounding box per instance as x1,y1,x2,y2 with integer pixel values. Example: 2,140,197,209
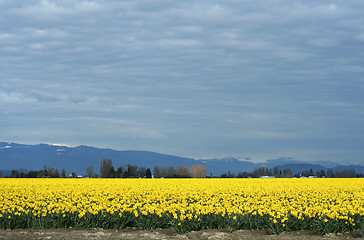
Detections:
146,168,152,178
0,211,362,235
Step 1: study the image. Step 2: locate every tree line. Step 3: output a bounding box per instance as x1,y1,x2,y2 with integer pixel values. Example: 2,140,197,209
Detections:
1,160,362,178
2,166,76,178
1,159,207,178
97,159,152,178
98,159,207,178
221,167,362,178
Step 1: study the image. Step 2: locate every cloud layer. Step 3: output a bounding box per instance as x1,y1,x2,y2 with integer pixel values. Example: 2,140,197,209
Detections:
1,0,364,163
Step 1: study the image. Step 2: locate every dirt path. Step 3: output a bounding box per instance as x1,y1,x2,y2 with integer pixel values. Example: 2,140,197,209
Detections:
0,228,362,240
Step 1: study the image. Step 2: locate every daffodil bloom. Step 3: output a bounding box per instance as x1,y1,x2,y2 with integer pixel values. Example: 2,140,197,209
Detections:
0,178,363,232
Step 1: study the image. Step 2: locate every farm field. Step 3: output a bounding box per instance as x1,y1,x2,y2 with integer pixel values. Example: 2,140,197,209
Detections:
0,178,363,236
0,228,362,240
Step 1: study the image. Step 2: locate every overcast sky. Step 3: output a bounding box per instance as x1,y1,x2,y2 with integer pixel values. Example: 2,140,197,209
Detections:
1,0,364,164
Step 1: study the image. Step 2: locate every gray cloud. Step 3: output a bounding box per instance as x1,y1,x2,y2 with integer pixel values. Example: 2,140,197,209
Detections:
1,0,364,163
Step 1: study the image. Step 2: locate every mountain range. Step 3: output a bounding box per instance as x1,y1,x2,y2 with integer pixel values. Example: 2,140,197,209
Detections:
1,142,363,176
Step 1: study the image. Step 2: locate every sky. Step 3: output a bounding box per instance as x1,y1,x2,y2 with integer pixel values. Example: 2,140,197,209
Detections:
1,0,364,164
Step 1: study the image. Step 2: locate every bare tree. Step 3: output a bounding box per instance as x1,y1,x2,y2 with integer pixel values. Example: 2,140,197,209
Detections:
167,166,175,178
153,166,160,178
326,168,334,178
190,165,207,178
335,169,356,178
159,167,168,177
100,159,113,178
48,168,59,178
176,165,190,178
86,166,95,178
274,167,279,177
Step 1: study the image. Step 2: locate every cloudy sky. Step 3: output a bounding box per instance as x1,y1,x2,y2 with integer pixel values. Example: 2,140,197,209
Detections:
1,0,364,164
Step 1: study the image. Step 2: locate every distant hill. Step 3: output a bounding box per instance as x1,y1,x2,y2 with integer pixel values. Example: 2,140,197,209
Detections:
273,163,364,176
1,142,363,176
197,157,258,176
0,142,196,175
274,163,328,175
263,157,303,168
333,165,364,174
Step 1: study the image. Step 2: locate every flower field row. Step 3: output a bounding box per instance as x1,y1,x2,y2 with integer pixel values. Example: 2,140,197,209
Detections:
0,178,363,234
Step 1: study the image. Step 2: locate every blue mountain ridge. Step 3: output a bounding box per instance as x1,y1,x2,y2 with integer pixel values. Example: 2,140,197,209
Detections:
1,142,363,176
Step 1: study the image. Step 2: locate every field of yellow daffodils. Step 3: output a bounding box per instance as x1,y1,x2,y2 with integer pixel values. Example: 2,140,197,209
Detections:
0,178,363,234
